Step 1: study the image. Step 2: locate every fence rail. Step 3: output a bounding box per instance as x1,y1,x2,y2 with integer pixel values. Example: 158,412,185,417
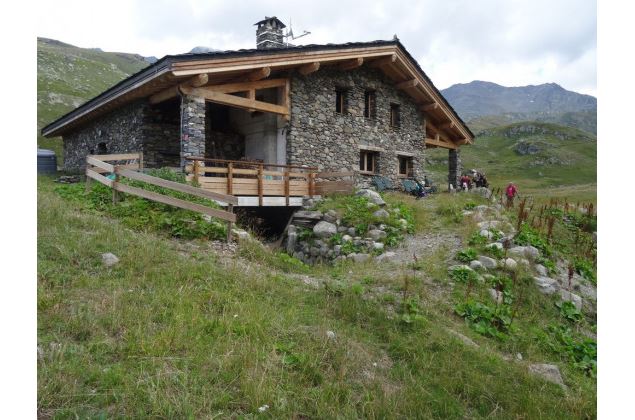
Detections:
85,152,237,241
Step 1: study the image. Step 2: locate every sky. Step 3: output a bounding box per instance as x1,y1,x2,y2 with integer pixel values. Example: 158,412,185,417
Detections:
36,0,597,96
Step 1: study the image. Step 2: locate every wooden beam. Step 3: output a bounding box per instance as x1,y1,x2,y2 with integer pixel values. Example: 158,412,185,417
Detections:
149,74,208,104
421,102,438,111
202,78,288,94
182,86,289,116
396,79,419,90
338,57,364,71
190,73,209,87
438,121,455,130
370,54,397,68
246,67,271,81
298,62,320,75
425,138,457,150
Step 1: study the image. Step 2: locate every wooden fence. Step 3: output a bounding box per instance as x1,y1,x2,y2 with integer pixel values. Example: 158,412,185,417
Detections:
185,157,354,205
85,153,238,241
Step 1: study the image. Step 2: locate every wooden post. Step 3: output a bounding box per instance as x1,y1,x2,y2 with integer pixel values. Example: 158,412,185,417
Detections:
226,204,234,243
309,172,316,198
138,152,144,171
227,163,233,195
193,160,200,185
112,166,120,204
284,170,290,206
85,162,92,193
258,164,264,206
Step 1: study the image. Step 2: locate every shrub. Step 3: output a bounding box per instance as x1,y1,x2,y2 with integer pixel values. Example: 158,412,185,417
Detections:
468,232,488,246
454,301,511,339
574,258,596,284
484,244,504,259
515,223,552,256
556,300,582,323
449,266,480,284
545,325,596,377
456,248,477,263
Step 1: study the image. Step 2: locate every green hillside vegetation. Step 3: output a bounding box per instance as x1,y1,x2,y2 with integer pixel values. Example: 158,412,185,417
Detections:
38,176,596,418
37,38,149,159
467,111,597,135
426,122,596,201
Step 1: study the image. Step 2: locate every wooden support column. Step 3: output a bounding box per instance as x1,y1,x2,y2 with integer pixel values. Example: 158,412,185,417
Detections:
226,204,234,243
192,160,200,185
257,164,264,206
138,152,144,171
309,173,316,198
227,163,233,195
284,170,290,206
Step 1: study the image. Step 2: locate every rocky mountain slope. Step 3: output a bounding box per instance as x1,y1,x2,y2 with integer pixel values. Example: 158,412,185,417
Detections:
442,81,597,134
37,37,150,157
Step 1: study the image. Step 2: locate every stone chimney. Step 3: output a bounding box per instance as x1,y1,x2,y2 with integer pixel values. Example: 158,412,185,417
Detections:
255,16,286,50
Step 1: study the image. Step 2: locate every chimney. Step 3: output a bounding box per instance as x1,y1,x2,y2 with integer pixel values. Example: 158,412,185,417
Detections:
255,16,286,50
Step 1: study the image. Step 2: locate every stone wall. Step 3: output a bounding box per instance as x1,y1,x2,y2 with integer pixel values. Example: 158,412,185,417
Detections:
180,95,206,168
287,66,426,188
62,100,146,171
449,148,462,189
143,99,180,168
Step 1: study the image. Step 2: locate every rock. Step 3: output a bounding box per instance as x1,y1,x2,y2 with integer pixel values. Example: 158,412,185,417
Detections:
313,221,337,238
286,231,297,253
488,288,503,304
534,276,559,294
516,353,523,361
559,290,583,310
232,228,251,241
375,251,397,262
524,246,541,261
469,260,484,270
518,258,530,267
351,253,371,263
462,210,474,216
348,227,357,236
501,258,518,271
342,234,352,242
293,210,323,220
479,229,494,239
528,363,566,389
101,253,119,267
356,189,386,206
534,264,548,276
373,242,385,251
508,247,526,259
398,218,409,229
477,221,501,230
373,209,390,219
578,284,596,300
448,264,474,273
487,242,503,250
478,256,498,269
326,330,336,340
323,209,339,223
368,229,387,241
333,245,342,256
337,226,348,233
447,329,479,348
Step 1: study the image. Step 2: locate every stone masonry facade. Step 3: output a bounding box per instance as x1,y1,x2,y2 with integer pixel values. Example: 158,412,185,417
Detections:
286,66,426,188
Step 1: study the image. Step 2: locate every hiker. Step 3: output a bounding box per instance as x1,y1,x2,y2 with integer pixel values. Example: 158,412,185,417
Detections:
480,173,489,188
505,182,518,208
460,175,470,191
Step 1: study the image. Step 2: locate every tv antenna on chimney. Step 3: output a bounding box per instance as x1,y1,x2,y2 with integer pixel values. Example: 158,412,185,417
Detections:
284,18,311,46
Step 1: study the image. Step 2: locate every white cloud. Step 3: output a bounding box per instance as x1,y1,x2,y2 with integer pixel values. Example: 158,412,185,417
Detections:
37,0,596,95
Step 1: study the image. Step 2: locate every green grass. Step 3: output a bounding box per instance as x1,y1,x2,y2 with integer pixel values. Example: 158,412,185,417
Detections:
38,176,596,417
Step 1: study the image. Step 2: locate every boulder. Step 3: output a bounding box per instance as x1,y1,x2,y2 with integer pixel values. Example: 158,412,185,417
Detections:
101,253,119,267
478,256,498,269
375,251,397,262
577,284,597,300
479,230,494,239
488,288,503,304
373,209,390,219
559,290,583,310
508,247,526,259
348,227,357,236
487,242,503,250
356,189,386,206
448,264,474,273
501,258,518,271
524,245,541,260
469,260,484,271
286,231,297,253
342,234,352,242
368,229,387,241
534,264,548,277
313,221,337,238
333,245,342,256
528,364,566,389
477,221,501,230
351,253,371,263
373,242,385,251
446,329,479,348
323,209,339,223
534,276,559,295
293,210,323,220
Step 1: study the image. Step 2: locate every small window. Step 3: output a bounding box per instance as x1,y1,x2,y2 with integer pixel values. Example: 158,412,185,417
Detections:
335,89,347,114
97,142,108,154
364,90,376,119
390,103,401,128
359,150,378,174
398,155,414,177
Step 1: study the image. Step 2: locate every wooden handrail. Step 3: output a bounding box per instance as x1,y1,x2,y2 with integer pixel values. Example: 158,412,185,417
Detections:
186,156,319,171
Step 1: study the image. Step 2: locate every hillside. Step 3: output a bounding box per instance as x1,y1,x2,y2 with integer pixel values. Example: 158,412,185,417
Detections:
441,81,597,134
37,38,150,159
425,122,597,197
38,176,596,417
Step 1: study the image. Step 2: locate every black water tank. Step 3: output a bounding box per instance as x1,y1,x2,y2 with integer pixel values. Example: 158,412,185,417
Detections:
37,149,57,174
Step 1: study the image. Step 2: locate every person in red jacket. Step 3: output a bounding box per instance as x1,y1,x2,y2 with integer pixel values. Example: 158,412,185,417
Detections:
505,182,518,208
